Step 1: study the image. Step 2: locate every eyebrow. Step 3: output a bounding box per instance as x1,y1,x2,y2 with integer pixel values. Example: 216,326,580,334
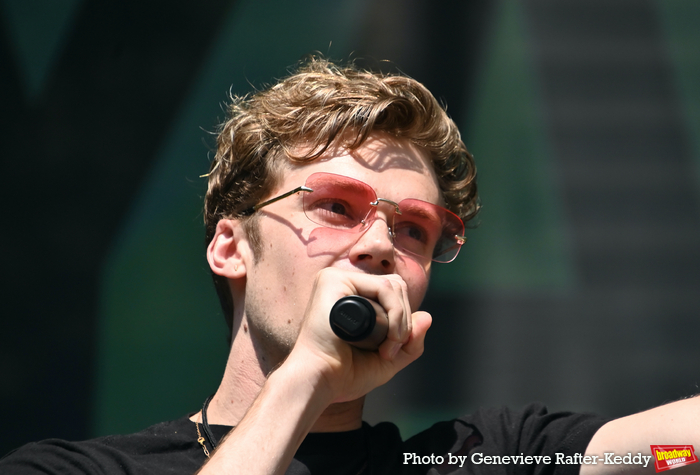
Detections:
398,201,441,225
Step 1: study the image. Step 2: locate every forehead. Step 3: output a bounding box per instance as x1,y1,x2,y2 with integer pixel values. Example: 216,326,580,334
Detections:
281,134,442,204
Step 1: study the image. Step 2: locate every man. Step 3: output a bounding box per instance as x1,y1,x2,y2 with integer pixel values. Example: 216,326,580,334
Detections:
2,57,698,474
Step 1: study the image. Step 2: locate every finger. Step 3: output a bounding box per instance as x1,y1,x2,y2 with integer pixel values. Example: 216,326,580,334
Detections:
350,275,406,337
374,279,409,356
384,277,411,352
327,272,411,358
391,311,432,367
381,274,412,338
398,279,412,339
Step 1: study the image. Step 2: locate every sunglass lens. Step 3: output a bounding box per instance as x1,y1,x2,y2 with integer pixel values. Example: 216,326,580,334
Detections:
302,173,465,263
395,199,465,262
303,173,375,231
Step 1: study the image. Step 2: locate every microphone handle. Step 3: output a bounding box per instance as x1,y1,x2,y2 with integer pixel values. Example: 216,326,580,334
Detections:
329,296,388,351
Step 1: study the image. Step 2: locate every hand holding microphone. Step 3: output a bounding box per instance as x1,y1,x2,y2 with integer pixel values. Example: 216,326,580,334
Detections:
329,296,388,351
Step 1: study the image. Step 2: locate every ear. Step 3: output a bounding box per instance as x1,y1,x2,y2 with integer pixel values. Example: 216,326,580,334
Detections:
207,219,249,279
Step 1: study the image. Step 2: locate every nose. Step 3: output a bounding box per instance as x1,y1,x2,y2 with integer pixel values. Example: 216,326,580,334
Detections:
348,208,396,273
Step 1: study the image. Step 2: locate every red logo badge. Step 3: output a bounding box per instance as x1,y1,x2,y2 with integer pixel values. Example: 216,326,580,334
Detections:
651,445,698,472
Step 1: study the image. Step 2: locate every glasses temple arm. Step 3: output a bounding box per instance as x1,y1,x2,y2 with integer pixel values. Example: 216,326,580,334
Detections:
241,185,313,216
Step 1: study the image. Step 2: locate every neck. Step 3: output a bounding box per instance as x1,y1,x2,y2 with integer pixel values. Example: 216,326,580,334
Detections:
193,317,364,433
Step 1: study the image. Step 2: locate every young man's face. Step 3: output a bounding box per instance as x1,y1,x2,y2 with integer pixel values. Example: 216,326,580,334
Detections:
240,133,443,360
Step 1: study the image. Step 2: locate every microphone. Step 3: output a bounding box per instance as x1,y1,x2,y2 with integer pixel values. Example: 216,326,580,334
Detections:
329,296,388,350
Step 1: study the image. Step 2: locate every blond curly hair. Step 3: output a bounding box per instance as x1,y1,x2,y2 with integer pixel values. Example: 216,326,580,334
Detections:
204,57,479,333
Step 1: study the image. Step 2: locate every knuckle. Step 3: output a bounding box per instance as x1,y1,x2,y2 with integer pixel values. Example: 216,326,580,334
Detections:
379,278,394,291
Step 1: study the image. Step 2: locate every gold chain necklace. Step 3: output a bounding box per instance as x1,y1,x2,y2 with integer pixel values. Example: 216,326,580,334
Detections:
194,395,218,458
195,419,211,458
193,397,370,473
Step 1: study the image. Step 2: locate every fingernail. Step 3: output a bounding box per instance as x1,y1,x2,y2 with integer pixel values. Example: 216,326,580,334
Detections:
390,342,402,359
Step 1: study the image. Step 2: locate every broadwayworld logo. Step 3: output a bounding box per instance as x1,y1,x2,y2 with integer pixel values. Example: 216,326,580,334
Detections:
651,445,698,472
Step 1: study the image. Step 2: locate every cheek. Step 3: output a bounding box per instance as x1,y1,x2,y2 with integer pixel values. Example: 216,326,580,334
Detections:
306,227,359,258
258,229,304,289
396,255,430,310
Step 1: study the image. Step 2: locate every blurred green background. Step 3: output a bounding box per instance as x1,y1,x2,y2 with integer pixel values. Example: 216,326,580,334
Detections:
2,0,700,454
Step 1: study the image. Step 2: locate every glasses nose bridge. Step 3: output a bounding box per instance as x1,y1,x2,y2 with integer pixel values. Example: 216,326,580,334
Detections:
365,197,402,238
371,197,402,216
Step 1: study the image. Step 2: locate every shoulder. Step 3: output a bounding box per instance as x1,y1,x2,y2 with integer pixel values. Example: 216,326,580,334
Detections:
386,404,609,474
414,403,609,453
460,403,610,451
0,415,205,475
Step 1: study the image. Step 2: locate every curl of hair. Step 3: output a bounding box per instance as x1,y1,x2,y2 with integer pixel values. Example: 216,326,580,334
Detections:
204,57,480,334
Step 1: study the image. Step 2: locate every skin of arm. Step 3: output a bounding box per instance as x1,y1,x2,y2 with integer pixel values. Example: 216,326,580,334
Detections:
196,268,432,475
195,357,334,474
582,396,700,475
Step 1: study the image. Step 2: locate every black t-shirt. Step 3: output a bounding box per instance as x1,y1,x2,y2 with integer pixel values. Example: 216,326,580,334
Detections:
0,404,608,474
